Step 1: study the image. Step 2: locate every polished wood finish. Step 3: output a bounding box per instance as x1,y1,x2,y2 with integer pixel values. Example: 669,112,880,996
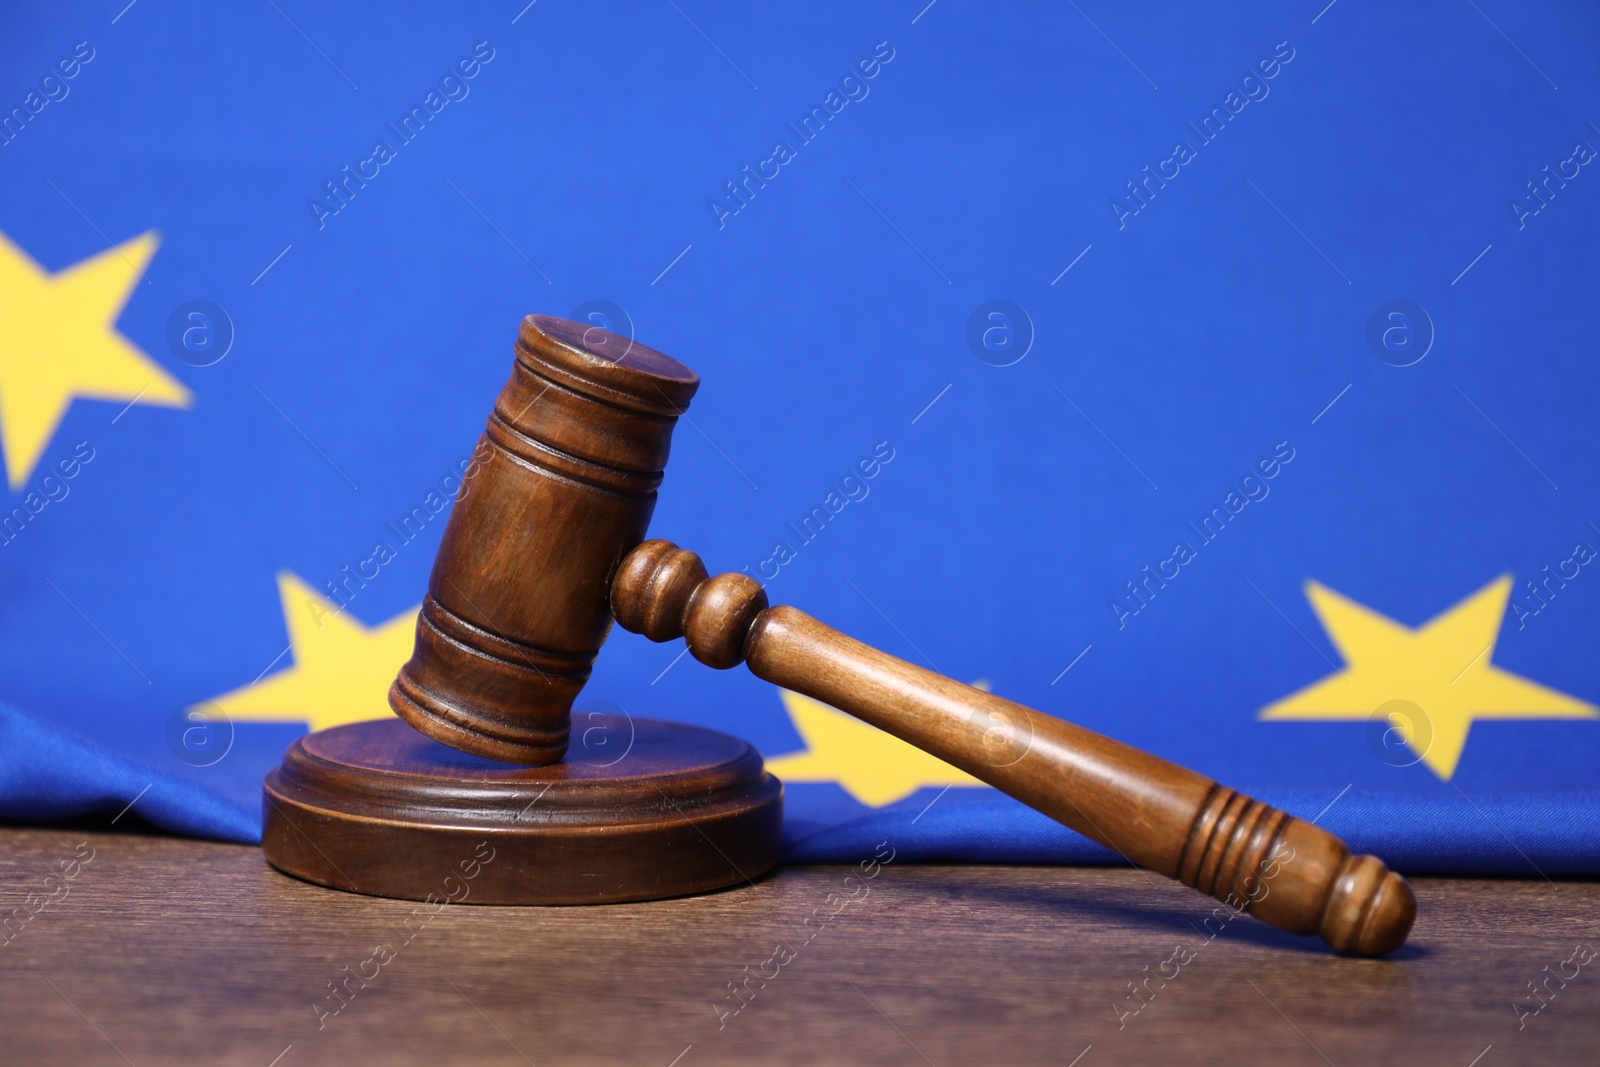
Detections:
262,717,781,905
390,314,700,765
266,315,784,907
614,540,1417,956
2,828,1592,1066
285,315,1410,945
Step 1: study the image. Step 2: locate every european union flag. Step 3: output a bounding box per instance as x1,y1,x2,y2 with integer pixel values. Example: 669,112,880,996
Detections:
2,1,1597,875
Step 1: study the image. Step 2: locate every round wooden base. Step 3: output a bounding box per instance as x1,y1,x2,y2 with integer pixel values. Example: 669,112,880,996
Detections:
262,716,783,905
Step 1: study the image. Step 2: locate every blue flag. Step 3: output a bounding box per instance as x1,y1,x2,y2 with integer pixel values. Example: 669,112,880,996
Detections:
2,1,1597,874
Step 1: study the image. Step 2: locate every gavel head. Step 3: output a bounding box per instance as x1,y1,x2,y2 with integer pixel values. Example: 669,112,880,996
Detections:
389,315,699,764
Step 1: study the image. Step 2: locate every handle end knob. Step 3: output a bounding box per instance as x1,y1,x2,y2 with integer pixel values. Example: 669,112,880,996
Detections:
1181,791,1416,956
1320,854,1416,957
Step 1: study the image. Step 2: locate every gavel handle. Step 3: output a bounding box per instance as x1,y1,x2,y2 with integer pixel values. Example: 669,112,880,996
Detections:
612,541,1415,956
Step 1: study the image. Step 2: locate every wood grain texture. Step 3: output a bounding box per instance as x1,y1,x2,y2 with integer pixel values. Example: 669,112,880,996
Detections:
613,540,1415,956
390,314,700,765
375,318,1403,951
262,717,782,905
0,828,1593,1066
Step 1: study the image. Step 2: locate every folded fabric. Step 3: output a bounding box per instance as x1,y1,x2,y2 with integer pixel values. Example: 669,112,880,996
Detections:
781,785,1600,875
0,703,257,844
4,703,1593,877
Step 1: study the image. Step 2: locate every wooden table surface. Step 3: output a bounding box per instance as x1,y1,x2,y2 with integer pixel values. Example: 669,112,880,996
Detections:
0,827,1594,1066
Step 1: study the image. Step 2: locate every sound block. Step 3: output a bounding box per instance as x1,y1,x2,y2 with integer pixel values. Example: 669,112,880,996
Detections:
262,715,783,905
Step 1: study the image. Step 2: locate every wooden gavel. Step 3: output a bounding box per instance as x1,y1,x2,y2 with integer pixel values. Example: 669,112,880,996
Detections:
385,315,1414,956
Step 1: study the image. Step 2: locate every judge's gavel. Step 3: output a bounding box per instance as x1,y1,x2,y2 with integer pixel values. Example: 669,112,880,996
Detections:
377,315,1413,956
615,543,1415,956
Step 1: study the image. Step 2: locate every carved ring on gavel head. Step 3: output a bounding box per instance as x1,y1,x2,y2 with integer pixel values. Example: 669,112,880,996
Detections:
261,315,1415,956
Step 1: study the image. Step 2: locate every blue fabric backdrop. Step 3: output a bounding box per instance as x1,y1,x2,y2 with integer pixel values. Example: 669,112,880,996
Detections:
0,1,1596,875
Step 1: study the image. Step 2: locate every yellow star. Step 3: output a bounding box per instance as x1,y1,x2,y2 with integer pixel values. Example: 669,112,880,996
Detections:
766,688,985,807
0,229,190,488
203,573,417,732
1260,576,1595,779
